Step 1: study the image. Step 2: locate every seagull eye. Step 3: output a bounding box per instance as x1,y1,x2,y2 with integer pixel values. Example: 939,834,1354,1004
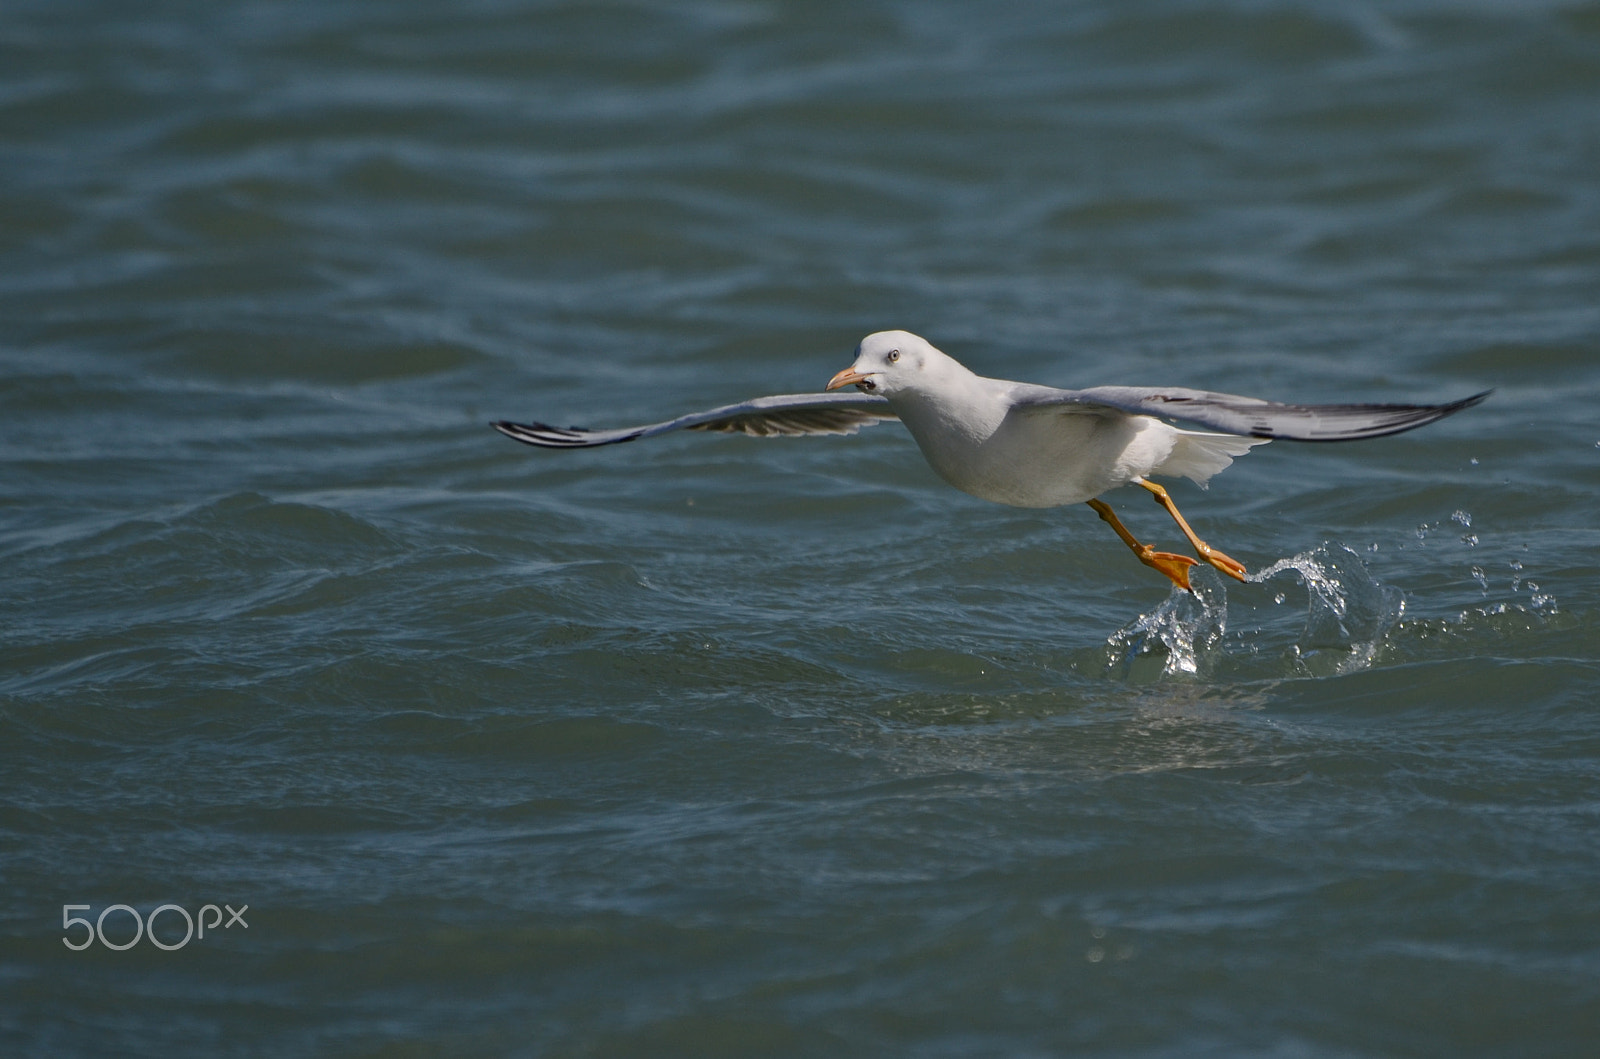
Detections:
887,350,900,363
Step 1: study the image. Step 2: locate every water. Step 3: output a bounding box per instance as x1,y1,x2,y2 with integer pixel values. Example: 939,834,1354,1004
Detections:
4,1,1600,1054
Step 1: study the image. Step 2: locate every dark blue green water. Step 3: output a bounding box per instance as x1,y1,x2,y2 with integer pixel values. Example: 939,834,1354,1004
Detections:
4,1,1599,1054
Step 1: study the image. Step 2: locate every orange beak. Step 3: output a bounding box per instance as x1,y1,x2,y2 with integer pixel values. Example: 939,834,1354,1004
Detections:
827,367,871,391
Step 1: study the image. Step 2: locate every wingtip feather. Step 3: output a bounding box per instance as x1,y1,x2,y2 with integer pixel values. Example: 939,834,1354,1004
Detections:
491,419,604,448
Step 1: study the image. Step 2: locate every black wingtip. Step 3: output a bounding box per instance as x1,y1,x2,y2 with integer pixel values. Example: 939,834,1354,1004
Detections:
490,419,580,448
1288,388,1493,442
490,419,540,439
1423,388,1493,424
1375,388,1493,439
491,418,643,448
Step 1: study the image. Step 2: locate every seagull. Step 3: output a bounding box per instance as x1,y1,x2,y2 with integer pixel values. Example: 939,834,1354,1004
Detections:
494,330,1488,592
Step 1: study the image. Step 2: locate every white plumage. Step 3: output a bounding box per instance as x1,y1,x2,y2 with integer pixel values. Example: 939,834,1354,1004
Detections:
495,330,1487,590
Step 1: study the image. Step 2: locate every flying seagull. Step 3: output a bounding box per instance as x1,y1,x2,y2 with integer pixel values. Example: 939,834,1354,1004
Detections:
494,331,1487,591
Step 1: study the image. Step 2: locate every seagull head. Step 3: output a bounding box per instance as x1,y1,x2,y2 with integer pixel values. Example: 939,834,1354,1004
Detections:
826,330,944,397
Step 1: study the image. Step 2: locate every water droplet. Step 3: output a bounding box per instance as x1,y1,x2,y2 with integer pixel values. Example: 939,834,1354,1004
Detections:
1470,457,1480,465
1470,566,1487,590
1451,510,1471,528
1086,947,1105,963
1273,592,1286,605
1461,534,1478,546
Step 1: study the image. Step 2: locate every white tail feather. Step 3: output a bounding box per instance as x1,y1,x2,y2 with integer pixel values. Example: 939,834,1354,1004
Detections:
1156,430,1270,487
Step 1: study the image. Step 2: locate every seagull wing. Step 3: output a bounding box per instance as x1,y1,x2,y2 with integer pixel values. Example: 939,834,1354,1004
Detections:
493,392,898,449
1011,384,1491,442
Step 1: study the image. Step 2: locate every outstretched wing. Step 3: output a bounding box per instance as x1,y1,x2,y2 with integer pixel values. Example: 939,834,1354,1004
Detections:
492,392,899,449
1011,384,1491,442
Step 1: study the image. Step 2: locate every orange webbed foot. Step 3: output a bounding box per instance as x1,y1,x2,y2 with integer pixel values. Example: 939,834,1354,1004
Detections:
1199,547,1248,582
1137,547,1200,593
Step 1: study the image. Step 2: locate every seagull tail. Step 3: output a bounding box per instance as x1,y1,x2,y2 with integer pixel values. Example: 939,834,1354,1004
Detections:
1156,430,1272,488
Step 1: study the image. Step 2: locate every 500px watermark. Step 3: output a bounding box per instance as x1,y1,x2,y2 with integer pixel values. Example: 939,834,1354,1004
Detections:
62,903,248,951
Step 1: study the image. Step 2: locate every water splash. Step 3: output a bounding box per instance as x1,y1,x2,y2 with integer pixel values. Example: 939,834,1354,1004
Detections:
1250,543,1406,676
1103,567,1230,680
1101,543,1406,681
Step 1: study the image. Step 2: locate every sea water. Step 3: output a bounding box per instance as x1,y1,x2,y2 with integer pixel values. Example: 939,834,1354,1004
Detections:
4,1,1599,1054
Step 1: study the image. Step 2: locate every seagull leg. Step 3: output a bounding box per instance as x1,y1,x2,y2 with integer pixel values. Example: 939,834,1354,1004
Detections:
1086,498,1199,592
1136,478,1248,582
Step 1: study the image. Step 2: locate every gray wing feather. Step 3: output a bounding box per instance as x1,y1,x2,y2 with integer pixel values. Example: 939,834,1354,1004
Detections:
492,392,898,449
1014,384,1491,442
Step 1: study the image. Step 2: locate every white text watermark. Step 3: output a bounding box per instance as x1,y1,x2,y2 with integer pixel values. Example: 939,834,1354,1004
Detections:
62,903,248,951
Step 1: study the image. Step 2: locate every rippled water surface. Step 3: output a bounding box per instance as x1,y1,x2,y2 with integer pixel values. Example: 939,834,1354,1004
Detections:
5,1,1600,1055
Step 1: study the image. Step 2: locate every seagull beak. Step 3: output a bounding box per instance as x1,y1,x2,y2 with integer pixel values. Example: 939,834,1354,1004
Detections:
827,367,871,391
